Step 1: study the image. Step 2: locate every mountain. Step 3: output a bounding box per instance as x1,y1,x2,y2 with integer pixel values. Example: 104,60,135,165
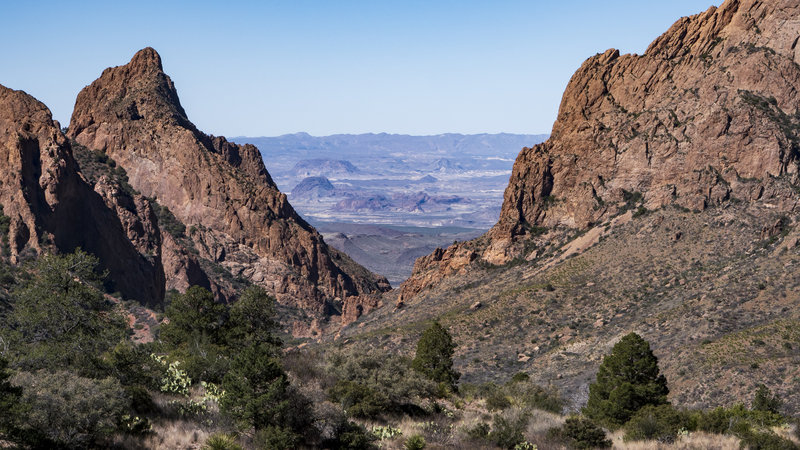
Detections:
341,0,800,414
291,159,359,178
290,176,337,201
67,48,389,326
399,0,800,303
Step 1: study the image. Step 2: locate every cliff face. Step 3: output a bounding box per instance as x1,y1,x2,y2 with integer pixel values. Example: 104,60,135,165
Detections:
399,0,800,303
495,0,800,236
0,85,165,305
68,48,389,314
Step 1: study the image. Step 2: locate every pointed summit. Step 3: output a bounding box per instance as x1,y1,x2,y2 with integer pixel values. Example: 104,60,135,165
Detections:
68,49,389,325
128,46,163,71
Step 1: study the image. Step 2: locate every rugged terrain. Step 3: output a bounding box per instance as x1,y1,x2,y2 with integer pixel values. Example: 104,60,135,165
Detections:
337,0,800,415
67,48,389,326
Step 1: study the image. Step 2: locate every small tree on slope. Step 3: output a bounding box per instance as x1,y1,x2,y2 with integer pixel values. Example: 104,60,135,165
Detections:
583,332,669,428
412,321,460,393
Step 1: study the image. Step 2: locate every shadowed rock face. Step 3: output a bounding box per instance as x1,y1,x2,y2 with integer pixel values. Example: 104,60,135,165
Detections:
399,0,800,302
68,48,389,314
0,84,165,305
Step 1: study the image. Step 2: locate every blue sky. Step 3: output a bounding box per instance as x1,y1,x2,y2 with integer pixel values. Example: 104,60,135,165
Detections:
2,0,720,136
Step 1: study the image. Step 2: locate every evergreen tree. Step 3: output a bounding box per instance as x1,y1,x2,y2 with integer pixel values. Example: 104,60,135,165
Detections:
225,286,282,349
752,384,781,414
583,332,669,427
412,321,460,392
9,250,126,374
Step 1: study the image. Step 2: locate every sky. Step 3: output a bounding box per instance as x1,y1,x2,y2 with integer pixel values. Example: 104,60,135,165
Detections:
1,0,721,137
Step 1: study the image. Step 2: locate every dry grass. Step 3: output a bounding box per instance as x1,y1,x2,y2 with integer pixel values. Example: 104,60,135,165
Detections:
608,430,741,450
113,419,214,449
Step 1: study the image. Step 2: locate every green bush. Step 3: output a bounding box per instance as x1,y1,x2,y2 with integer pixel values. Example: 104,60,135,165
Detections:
125,384,157,415
0,356,22,437
254,425,300,450
466,422,491,440
510,372,530,383
752,384,782,414
735,423,799,450
329,380,390,418
550,416,611,449
623,404,690,443
13,370,128,448
491,410,529,449
405,434,426,450
583,333,669,428
486,388,512,411
506,380,564,414
9,250,127,375
202,433,243,450
327,349,436,418
321,421,377,449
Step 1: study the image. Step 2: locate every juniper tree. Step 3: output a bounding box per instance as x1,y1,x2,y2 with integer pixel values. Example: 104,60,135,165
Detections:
583,332,669,427
412,321,459,392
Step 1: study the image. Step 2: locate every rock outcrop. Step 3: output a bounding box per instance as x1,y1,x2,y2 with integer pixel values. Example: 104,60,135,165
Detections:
68,48,390,314
0,85,165,305
399,0,800,302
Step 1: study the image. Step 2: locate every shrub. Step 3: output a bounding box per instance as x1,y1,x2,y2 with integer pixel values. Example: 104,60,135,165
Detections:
405,434,426,450
466,422,491,440
492,409,529,449
486,388,512,411
412,321,460,392
735,423,799,450
510,372,530,383
202,433,243,450
550,416,611,449
752,384,781,414
254,425,300,450
9,250,127,375
623,404,690,443
0,356,22,437
506,381,564,414
13,370,128,448
583,333,669,428
327,349,436,418
322,421,377,449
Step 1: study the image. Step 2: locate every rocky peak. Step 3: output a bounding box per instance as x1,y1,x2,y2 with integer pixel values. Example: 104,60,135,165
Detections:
398,0,800,302
68,48,389,316
0,84,165,305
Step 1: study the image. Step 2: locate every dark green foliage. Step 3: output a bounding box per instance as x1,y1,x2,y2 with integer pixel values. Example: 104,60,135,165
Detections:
694,404,786,435
152,202,186,239
220,341,311,442
8,250,126,374
466,422,491,440
734,423,799,450
411,321,460,393
491,411,528,449
226,286,282,349
550,416,612,449
0,204,10,258
220,343,290,429
125,384,157,415
71,142,138,197
108,342,165,389
159,285,229,382
0,355,22,437
404,434,426,450
14,370,128,448
583,333,669,427
485,388,512,411
623,404,690,443
505,380,564,414
752,384,782,414
328,380,389,418
254,425,301,450
327,349,436,418
510,372,530,383
320,421,377,449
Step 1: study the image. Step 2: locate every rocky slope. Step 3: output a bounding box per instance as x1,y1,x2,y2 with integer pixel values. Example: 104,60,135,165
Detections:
68,48,389,321
0,85,165,305
399,0,800,303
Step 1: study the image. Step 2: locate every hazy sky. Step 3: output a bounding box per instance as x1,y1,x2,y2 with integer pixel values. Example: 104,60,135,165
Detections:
2,0,720,137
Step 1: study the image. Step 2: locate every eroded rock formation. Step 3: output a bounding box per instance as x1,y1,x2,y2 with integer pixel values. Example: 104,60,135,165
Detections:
68,48,389,314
